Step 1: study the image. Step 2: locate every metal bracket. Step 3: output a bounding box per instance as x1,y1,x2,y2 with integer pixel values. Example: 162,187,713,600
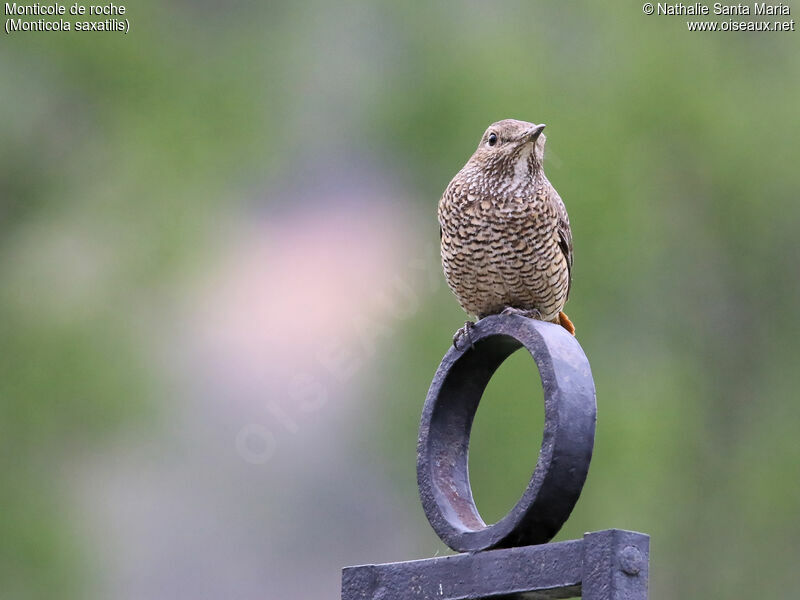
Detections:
341,315,650,599
342,529,649,600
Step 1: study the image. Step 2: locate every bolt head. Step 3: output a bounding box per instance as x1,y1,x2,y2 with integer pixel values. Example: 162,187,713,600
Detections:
619,545,643,576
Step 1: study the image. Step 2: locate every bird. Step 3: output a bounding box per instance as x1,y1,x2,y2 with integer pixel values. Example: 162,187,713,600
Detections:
438,118,575,348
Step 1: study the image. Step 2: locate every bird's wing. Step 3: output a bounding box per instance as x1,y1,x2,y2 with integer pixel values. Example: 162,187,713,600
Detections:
552,191,573,300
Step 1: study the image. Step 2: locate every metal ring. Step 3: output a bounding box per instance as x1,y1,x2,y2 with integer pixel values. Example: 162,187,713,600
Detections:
416,314,596,552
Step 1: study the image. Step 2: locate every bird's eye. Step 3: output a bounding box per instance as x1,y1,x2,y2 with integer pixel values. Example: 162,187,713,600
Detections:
487,132,498,146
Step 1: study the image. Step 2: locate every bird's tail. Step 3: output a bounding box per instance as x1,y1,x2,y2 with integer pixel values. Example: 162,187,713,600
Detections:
557,311,575,336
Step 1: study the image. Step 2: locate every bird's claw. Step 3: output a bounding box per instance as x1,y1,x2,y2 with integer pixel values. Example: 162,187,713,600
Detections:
501,306,543,320
452,321,476,350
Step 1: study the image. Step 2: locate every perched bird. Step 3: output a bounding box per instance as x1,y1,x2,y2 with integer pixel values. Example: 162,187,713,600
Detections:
438,119,575,347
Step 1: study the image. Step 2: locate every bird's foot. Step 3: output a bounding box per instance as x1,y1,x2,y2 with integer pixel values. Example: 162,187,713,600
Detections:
501,306,543,320
452,321,476,350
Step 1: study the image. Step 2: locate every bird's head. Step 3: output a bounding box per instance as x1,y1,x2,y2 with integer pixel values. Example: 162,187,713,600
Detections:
466,119,547,185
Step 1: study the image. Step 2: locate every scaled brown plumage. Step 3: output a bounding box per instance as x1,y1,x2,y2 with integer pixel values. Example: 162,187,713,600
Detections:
438,119,575,345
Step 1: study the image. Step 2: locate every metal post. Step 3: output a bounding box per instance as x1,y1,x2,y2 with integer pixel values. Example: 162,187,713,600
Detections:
342,315,651,599
582,530,650,600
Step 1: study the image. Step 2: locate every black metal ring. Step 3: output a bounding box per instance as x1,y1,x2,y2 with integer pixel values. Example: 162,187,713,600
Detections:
416,314,596,552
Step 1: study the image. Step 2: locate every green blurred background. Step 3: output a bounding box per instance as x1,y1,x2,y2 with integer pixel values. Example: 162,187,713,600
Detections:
2,2,799,598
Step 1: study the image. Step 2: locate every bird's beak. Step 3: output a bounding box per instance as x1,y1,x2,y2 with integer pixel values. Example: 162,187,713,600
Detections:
528,124,546,142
